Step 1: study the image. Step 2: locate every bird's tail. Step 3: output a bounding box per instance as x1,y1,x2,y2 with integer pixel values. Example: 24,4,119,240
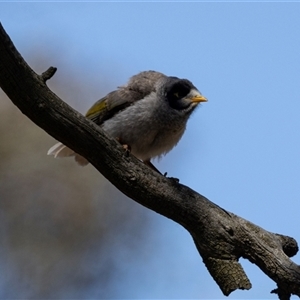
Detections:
47,142,89,166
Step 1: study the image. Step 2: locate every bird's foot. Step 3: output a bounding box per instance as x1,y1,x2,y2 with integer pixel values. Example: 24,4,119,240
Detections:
144,160,162,174
168,177,180,184
163,172,179,183
144,162,180,182
116,137,131,157
122,144,131,157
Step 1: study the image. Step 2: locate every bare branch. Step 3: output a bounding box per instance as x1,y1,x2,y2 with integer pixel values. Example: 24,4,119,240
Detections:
0,22,299,298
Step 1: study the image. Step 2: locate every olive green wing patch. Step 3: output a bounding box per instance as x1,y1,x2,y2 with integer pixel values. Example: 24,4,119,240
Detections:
85,71,166,125
85,88,147,125
85,98,108,121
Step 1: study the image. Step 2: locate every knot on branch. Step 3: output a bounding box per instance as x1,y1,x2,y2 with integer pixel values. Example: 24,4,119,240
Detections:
203,257,251,296
276,234,299,257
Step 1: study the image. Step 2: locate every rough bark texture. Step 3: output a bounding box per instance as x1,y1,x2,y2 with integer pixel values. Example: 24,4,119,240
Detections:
0,23,299,298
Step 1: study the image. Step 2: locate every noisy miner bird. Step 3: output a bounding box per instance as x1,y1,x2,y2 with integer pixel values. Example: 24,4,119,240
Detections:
47,70,207,173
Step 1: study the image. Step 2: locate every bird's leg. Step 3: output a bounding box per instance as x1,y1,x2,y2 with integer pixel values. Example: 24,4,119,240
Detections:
144,160,179,183
116,139,178,182
122,144,131,156
116,137,131,157
143,160,162,175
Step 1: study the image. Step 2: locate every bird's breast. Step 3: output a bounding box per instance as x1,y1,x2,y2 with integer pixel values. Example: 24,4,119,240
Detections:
101,96,188,160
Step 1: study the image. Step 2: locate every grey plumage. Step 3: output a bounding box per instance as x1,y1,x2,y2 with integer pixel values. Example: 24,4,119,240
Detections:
47,70,207,171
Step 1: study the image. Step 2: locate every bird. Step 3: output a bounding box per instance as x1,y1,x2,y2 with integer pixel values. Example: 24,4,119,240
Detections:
47,70,207,173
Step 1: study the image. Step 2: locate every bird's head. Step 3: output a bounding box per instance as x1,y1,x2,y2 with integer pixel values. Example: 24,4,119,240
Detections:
160,77,207,113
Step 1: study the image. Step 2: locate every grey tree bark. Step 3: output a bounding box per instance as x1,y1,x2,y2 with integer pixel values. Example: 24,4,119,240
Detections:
0,23,299,298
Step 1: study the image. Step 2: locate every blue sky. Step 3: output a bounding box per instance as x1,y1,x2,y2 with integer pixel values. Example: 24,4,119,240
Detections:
1,2,300,299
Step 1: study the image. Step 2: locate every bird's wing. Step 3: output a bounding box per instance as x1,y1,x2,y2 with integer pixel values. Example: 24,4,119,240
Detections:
85,89,144,124
85,71,166,124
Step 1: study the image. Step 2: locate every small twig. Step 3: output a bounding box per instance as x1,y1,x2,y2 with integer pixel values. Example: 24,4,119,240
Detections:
40,66,57,83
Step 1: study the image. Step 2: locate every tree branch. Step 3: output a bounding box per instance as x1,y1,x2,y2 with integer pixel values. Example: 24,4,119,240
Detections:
0,23,299,298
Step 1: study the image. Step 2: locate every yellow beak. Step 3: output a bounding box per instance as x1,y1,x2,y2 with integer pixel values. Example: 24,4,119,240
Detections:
190,94,208,103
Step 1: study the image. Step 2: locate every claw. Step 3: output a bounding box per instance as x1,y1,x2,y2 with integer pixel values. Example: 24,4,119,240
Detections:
143,160,162,174
168,177,180,184
122,144,131,156
116,137,131,156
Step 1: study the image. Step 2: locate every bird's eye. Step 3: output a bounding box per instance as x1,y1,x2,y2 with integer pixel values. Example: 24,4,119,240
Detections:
173,92,179,98
165,80,192,106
